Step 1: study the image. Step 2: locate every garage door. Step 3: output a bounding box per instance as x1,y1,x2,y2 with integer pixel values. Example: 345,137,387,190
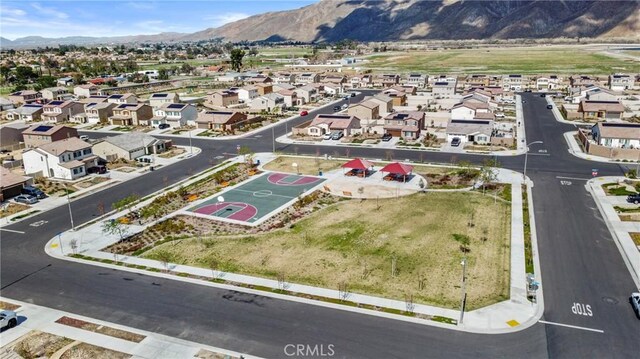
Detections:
2,184,23,200
387,129,401,137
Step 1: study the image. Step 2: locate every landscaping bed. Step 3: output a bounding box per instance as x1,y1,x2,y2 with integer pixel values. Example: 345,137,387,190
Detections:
60,343,131,359
74,176,110,189
631,233,640,247
158,147,186,158
55,316,146,343
602,182,639,196
263,156,345,175
107,158,141,170
11,331,74,359
138,191,511,310
0,202,30,218
0,300,20,310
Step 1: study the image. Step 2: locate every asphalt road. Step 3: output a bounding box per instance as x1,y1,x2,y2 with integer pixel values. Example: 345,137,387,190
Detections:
1,92,638,358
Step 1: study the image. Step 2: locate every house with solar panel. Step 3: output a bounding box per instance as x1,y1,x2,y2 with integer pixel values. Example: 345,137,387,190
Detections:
151,103,198,128
148,93,180,108
306,114,361,137
41,100,85,123
22,124,78,148
85,102,117,124
195,111,250,132
106,93,137,105
109,103,153,126
383,112,425,140
8,90,41,105
5,104,44,122
23,137,98,180
41,87,71,101
446,119,494,145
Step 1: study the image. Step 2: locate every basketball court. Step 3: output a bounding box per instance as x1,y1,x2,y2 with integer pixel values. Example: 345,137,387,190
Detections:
186,172,325,225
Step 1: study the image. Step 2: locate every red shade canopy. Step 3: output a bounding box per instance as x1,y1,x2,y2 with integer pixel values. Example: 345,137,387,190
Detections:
342,158,374,170
380,162,413,175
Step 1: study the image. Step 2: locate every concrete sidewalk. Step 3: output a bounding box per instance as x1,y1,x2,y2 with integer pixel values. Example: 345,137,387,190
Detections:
45,153,542,334
586,176,640,288
0,297,259,359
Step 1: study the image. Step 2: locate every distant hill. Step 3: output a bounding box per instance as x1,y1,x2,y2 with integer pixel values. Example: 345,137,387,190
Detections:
184,0,640,42
2,0,638,49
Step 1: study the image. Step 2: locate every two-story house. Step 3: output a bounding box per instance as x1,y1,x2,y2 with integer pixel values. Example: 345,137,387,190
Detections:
195,111,249,132
383,111,425,140
502,74,525,91
296,85,318,103
296,73,320,86
380,74,400,87
107,93,137,105
151,103,198,128
432,81,456,99
590,122,640,149
609,74,633,91
41,100,85,123
255,83,273,96
22,124,78,148
451,101,491,120
405,74,428,88
8,90,41,105
109,103,153,126
536,76,562,92
251,93,285,111
207,90,239,107
350,75,373,88
237,86,259,103
23,137,98,180
277,89,300,107
578,100,625,121
73,84,99,98
85,102,116,124
274,73,296,84
148,93,180,108
5,104,43,122
41,87,71,101
348,100,380,121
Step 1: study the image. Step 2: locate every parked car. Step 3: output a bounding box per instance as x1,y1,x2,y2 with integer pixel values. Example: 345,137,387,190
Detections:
0,310,17,330
631,292,640,319
333,106,341,111
546,104,553,109
322,132,333,140
22,186,46,199
540,94,546,98
330,131,344,140
79,135,90,141
350,92,356,97
300,110,309,116
14,194,38,204
451,137,461,147
381,133,392,142
87,165,108,174
627,194,640,204
158,123,170,129
341,104,348,110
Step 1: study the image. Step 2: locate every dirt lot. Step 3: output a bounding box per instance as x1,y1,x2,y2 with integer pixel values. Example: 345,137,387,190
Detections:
263,156,344,175
142,191,511,310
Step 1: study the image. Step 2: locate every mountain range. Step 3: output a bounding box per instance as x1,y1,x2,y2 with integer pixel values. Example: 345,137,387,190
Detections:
2,0,639,48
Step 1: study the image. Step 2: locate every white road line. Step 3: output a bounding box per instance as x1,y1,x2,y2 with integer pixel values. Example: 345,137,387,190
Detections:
539,320,604,333
0,228,25,234
526,153,551,156
556,176,591,181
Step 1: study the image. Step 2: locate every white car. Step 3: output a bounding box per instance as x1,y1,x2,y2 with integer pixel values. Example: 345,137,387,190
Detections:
322,132,333,140
0,310,17,330
631,292,640,319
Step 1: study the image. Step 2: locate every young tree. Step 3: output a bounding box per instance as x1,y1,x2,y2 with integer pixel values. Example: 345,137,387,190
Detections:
102,219,130,240
230,49,245,72
479,158,500,194
157,68,170,80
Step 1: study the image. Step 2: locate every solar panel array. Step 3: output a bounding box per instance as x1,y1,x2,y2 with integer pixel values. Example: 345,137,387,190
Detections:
24,104,42,108
48,101,64,106
206,111,233,115
601,122,640,128
109,94,124,99
167,104,185,109
151,93,168,98
33,125,53,132
451,119,491,125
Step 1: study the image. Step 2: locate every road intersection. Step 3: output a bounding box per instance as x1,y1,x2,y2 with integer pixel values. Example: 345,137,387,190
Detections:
1,93,638,358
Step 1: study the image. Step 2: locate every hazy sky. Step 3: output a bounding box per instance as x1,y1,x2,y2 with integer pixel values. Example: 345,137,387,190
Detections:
1,0,316,40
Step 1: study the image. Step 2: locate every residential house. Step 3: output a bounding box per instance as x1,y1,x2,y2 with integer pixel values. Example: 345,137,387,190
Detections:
5,104,43,122
466,74,492,88
367,94,394,114
322,83,342,96
56,77,74,86
274,73,296,84
382,90,407,106
0,123,29,150
296,73,320,85
92,132,169,161
609,74,633,91
536,76,562,92
77,95,108,104
277,90,299,107
207,90,239,107
578,100,625,121
350,75,373,88
383,111,425,140
502,75,525,91
255,83,273,96
108,103,153,126
0,98,14,112
195,111,250,132
405,74,428,88
323,75,347,85
148,93,180,108
41,100,85,123
8,90,41,105
237,86,259,103
41,87,70,101
388,85,417,96
348,100,380,121
23,137,98,180
22,124,78,148
215,72,242,83
570,75,600,87
296,85,317,103
85,102,116,124
432,81,456,99
571,85,617,104
251,93,285,111
73,84,99,98
451,101,491,120
272,83,296,92
306,114,361,137
380,74,400,87
590,122,640,149
107,93,137,105
150,103,198,128
446,119,494,145
246,75,272,84
0,167,29,202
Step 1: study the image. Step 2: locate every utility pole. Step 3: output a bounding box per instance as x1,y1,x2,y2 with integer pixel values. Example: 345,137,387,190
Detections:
272,125,276,153
188,128,193,155
66,184,75,231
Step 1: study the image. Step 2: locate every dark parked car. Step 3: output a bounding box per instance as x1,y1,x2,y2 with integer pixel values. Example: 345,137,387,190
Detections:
627,194,640,204
22,185,46,199
331,131,344,140
381,133,392,142
333,106,341,111
158,123,170,129
451,137,461,147
540,94,546,98
546,104,553,109
350,92,356,97
88,165,108,174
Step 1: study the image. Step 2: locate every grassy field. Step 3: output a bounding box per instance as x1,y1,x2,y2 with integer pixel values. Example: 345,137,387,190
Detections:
258,47,312,58
364,46,640,74
143,191,511,310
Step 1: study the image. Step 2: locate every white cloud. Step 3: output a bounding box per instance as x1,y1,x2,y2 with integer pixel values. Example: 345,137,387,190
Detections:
1,6,26,17
126,2,156,11
31,3,68,19
203,12,250,28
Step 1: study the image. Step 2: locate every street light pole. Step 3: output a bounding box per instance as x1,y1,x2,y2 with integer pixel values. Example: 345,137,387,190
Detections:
523,141,544,182
65,184,75,231
188,128,193,155
459,256,467,325
272,125,276,153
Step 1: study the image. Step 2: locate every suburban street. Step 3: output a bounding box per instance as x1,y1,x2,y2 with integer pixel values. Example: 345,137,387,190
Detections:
1,93,638,358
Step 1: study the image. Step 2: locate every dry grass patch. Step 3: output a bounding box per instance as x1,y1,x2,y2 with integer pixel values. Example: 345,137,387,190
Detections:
143,191,511,310
264,156,344,175
630,233,640,246
0,202,30,218
12,331,73,358
0,300,20,310
60,343,131,359
158,147,186,158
